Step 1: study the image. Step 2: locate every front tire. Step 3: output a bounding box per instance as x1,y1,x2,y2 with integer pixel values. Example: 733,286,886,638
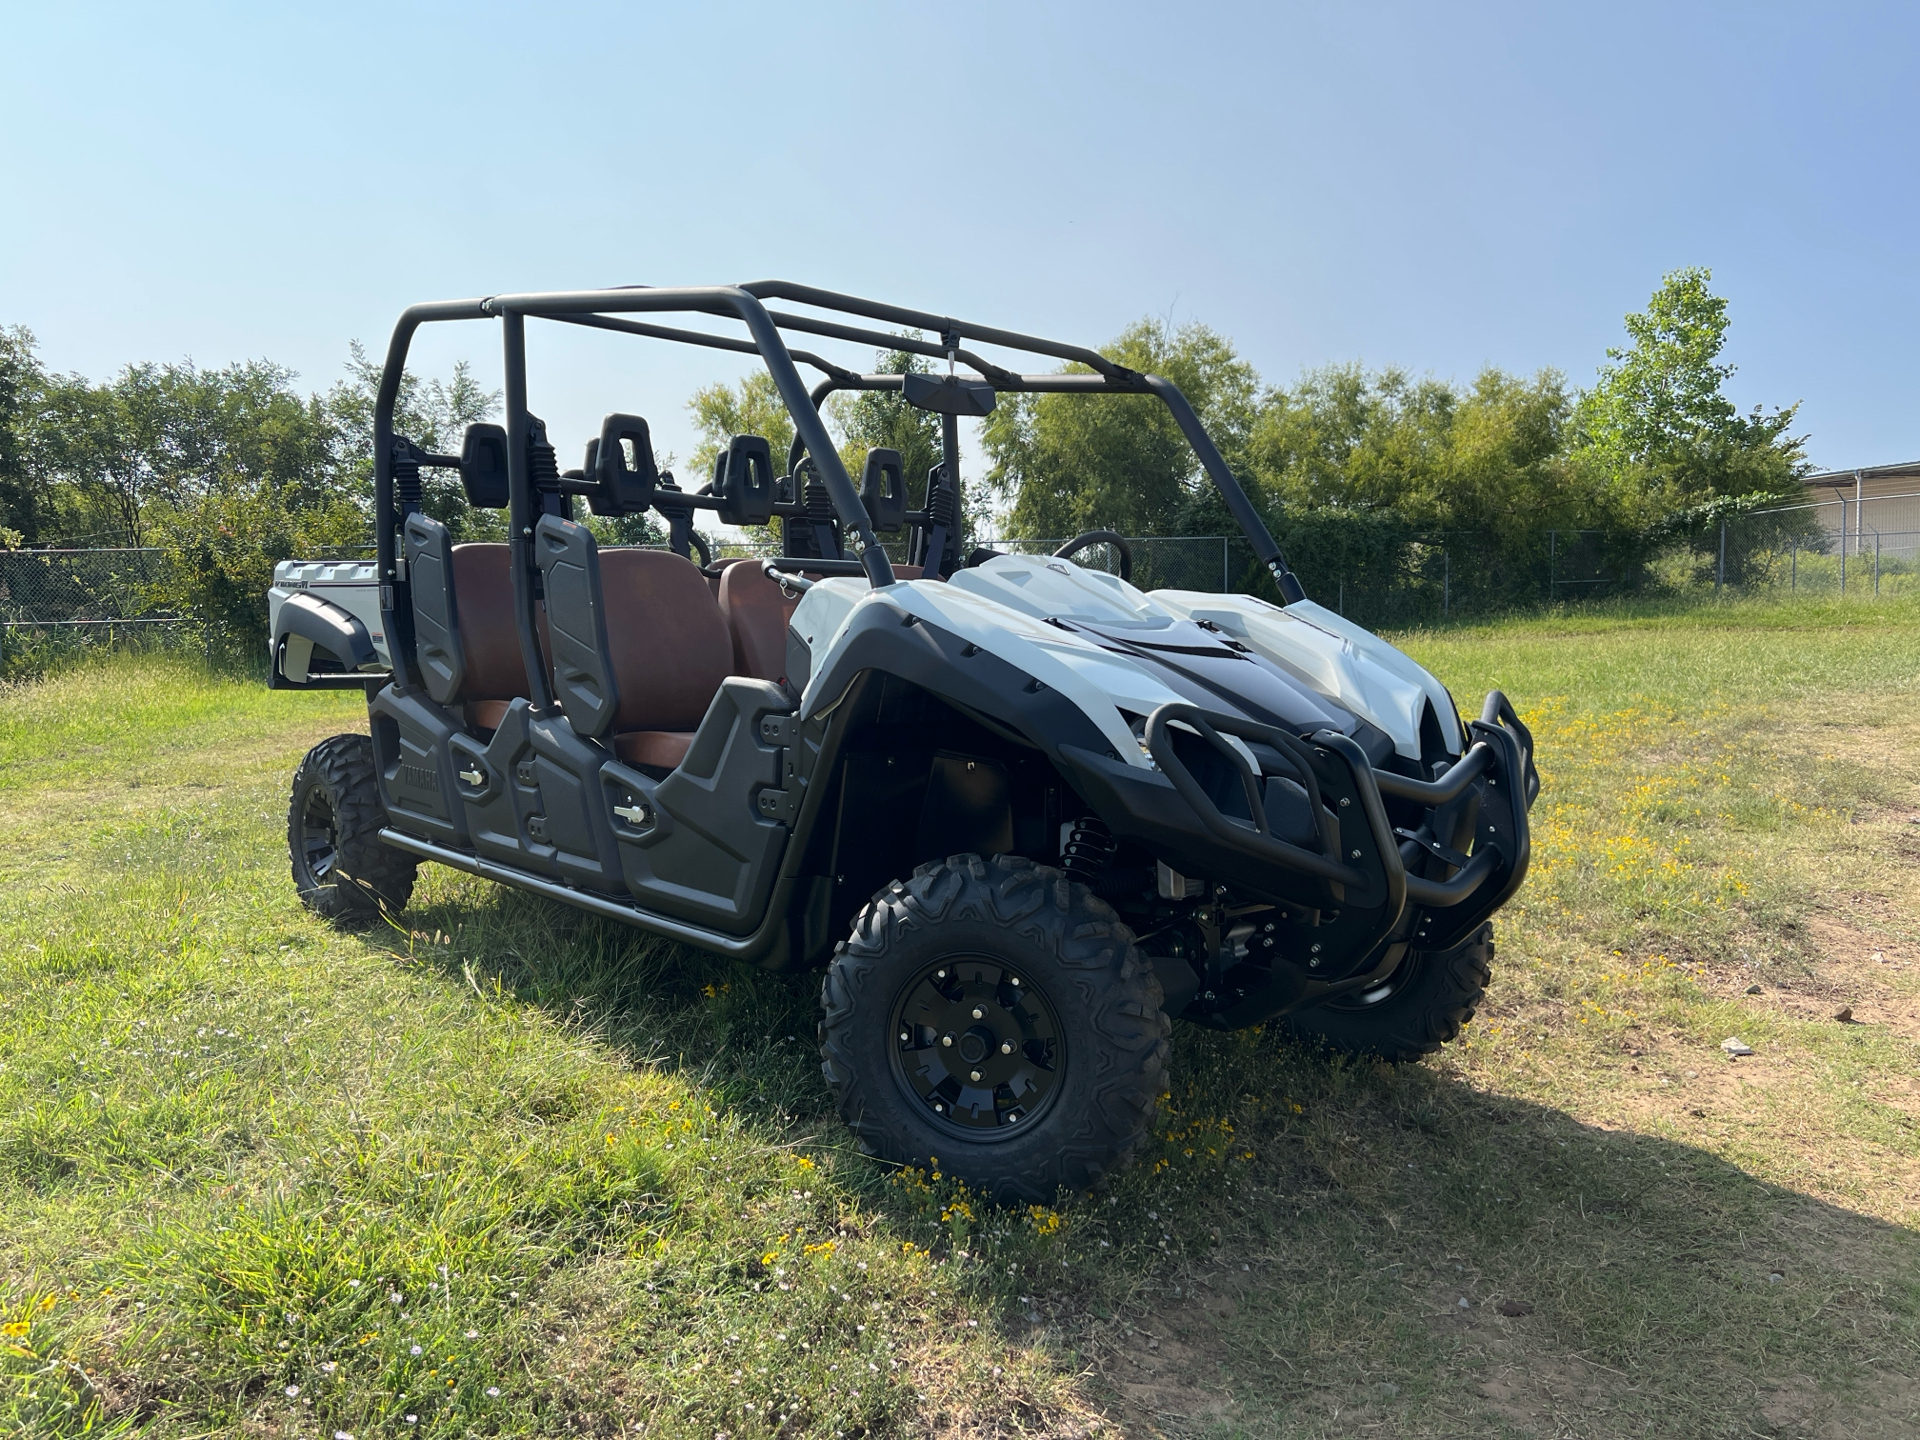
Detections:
1282,922,1494,1062
289,733,417,923
820,854,1170,1203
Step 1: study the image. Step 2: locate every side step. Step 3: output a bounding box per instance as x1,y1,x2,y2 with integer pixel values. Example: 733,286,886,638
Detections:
377,828,783,962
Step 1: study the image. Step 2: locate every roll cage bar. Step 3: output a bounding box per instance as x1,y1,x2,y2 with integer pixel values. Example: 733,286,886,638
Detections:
371,282,1305,697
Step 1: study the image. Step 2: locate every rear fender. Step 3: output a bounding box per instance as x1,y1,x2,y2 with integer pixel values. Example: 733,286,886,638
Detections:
271,592,377,686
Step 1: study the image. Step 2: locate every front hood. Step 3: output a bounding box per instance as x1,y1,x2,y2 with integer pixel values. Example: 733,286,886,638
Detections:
1151,592,1463,758
791,554,1460,765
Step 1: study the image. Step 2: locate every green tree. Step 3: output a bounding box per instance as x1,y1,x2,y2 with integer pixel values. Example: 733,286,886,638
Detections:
324,341,501,539
0,326,46,545
686,370,794,486
984,318,1259,540
1572,267,1805,523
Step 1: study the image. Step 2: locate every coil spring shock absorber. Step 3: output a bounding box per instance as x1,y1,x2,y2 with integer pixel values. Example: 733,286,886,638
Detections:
527,416,561,496
391,438,423,516
1061,816,1117,883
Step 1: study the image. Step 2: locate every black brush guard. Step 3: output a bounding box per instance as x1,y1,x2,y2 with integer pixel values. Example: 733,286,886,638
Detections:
1059,692,1535,1024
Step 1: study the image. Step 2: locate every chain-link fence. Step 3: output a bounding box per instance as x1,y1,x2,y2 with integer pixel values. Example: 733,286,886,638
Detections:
4,497,1913,670
0,548,187,665
988,494,1920,627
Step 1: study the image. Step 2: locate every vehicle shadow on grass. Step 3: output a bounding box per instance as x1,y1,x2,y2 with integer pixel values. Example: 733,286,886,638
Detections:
389,882,1920,1440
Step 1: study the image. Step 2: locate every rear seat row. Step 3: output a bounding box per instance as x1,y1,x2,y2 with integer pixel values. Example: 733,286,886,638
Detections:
435,545,916,772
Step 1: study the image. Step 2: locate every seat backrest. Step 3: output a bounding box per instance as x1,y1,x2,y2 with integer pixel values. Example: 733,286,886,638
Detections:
405,519,538,706
598,547,735,733
716,561,800,683
450,544,542,701
717,562,924,685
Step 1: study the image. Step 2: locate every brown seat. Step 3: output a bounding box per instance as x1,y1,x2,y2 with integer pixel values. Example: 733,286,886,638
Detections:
597,548,735,771
716,561,923,685
716,561,801,684
446,544,544,732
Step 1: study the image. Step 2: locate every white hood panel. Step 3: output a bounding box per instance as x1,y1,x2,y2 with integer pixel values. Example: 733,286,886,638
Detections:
788,554,1462,765
1151,592,1462,759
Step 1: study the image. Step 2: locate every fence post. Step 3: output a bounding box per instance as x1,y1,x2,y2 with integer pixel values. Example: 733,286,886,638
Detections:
1221,536,1229,594
1716,520,1726,594
1338,578,1344,615
1548,529,1556,600
1791,542,1797,592
1443,547,1450,620
1875,533,1880,596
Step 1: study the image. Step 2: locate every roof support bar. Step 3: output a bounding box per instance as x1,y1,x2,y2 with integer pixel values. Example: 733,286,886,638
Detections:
545,311,861,384
372,282,1302,605
483,285,895,588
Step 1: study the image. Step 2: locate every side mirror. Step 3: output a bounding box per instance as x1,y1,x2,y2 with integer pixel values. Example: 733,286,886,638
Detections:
459,423,510,508
591,413,658,515
902,372,997,417
860,447,906,532
713,434,775,527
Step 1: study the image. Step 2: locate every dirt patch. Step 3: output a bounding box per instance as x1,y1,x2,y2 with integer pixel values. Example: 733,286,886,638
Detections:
1758,1372,1920,1440
1786,913,1920,1042
1081,1279,1239,1435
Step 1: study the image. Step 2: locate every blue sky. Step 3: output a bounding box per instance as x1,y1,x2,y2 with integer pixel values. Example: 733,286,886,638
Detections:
2,2,1914,477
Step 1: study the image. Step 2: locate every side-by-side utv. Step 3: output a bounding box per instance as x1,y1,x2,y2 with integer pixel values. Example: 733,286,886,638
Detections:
271,282,1537,1202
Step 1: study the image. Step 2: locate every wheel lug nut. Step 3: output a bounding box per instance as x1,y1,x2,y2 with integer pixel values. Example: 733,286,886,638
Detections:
940,1034,953,1047
969,1070,982,1082
971,1007,984,1020
899,1031,909,1043
1000,1041,1014,1054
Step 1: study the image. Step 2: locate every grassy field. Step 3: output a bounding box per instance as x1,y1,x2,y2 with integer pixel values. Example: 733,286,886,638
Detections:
3,594,1919,1439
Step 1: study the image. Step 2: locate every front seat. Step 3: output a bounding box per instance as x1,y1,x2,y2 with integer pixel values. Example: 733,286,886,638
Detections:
717,560,923,686
597,549,736,771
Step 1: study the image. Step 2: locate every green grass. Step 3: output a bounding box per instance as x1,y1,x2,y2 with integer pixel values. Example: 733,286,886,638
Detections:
3,601,1919,1439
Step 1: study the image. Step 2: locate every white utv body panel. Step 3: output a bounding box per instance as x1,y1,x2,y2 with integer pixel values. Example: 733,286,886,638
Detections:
268,560,391,667
789,553,1460,766
1151,592,1463,760
791,571,1185,770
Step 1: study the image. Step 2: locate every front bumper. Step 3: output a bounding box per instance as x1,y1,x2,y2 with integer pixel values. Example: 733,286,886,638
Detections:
1054,691,1536,1016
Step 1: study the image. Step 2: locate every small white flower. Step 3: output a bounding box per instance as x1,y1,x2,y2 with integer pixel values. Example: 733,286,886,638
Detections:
410,1345,422,1356
405,1418,417,1427
320,1361,337,1373
486,1386,501,1397
347,1280,360,1289
389,1290,403,1304
285,1385,300,1398
465,1329,478,1339
335,1432,354,1440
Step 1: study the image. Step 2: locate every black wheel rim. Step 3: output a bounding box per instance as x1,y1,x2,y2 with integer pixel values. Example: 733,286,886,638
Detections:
299,784,341,885
889,954,1065,1140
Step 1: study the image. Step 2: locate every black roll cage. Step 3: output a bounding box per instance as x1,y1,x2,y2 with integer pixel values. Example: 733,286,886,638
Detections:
371,282,1306,698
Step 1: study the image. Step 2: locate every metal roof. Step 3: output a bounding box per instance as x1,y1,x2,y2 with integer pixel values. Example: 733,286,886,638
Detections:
1805,460,1920,484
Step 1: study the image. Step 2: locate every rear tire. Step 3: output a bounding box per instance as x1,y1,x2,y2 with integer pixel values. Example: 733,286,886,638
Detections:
1282,923,1493,1062
289,733,417,923
819,854,1170,1204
